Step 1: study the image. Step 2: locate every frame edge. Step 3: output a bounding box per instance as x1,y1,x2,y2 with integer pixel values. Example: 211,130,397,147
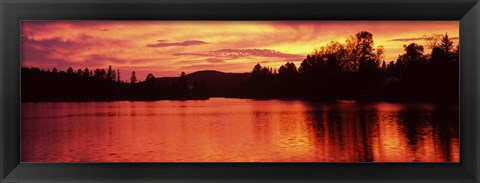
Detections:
1,0,480,183
460,1,480,182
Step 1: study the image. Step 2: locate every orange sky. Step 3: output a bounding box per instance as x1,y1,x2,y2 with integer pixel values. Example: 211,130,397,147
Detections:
21,21,458,81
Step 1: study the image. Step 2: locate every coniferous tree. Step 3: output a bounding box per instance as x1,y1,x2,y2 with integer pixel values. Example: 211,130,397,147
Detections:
107,65,114,80
130,71,137,84
83,68,90,77
76,68,83,75
67,67,74,74
439,33,453,54
117,69,121,82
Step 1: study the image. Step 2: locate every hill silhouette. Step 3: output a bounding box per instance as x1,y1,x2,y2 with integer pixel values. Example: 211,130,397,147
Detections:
185,71,250,97
137,70,250,97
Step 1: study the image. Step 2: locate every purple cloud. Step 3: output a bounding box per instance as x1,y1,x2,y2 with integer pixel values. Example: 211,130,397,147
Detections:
22,34,126,50
21,35,130,69
83,54,129,65
179,63,246,71
22,35,77,49
22,43,74,68
146,40,208,48
173,48,304,60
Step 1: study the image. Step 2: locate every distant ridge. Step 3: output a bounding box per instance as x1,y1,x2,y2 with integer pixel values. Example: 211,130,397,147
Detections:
151,70,250,97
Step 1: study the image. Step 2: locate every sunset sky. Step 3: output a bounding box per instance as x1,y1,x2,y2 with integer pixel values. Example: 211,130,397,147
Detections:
21,21,458,81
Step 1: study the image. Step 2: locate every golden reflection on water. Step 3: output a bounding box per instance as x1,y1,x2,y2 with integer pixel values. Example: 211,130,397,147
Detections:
21,98,459,162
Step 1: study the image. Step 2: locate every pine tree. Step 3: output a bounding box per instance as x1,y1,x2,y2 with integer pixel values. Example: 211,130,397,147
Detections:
130,71,137,84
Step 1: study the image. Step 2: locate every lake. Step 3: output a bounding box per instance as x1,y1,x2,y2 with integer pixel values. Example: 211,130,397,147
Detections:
21,98,459,162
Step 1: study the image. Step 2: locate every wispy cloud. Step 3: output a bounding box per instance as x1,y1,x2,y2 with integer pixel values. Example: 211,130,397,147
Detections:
174,48,304,60
179,63,250,71
83,54,129,65
146,40,208,48
21,34,130,69
389,36,459,42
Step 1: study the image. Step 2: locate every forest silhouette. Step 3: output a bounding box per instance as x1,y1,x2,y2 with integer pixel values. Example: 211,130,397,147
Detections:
22,31,459,103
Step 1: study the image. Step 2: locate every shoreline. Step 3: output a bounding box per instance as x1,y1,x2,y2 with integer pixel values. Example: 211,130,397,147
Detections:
21,96,459,105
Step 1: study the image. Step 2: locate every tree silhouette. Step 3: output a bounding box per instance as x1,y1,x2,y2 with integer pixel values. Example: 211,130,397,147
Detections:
130,71,137,84
277,62,299,97
251,63,263,75
179,72,187,85
173,72,191,99
439,33,453,54
386,61,395,74
107,65,114,80
299,55,322,76
422,34,443,49
83,68,90,77
67,67,74,74
117,69,121,82
94,69,107,79
431,46,449,66
397,43,427,69
355,31,377,74
112,70,116,82
278,62,298,76
376,46,385,61
452,43,459,62
145,73,155,81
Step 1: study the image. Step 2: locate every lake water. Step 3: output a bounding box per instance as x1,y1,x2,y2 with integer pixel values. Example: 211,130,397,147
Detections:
21,98,459,162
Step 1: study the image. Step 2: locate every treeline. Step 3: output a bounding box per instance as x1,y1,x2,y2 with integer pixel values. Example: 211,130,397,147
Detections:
22,66,211,102
22,31,458,103
237,31,458,102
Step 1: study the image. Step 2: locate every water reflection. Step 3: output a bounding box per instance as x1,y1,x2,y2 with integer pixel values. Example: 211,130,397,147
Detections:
22,98,459,162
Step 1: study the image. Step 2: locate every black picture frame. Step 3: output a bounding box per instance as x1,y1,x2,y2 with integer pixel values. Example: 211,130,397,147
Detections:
1,0,479,182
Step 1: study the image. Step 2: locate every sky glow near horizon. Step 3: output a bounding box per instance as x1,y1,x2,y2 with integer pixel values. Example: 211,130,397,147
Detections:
21,21,459,81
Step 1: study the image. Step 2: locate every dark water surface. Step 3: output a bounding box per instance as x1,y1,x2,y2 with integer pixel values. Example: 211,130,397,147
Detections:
22,98,459,162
